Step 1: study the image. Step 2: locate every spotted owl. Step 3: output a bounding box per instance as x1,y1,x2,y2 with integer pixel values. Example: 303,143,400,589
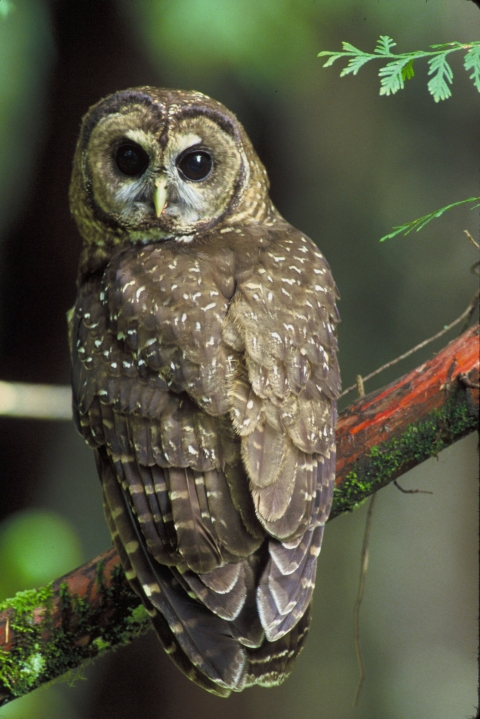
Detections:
69,87,340,696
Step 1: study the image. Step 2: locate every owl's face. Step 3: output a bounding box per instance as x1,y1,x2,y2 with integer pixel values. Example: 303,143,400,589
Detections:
70,88,272,247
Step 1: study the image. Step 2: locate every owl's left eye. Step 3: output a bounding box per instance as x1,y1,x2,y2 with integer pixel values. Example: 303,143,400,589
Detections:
115,143,150,177
177,150,212,182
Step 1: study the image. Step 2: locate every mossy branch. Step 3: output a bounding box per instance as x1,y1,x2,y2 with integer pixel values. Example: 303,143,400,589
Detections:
331,323,479,517
0,324,478,706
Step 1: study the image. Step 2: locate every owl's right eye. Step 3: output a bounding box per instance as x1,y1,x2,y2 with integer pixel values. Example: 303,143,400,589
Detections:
115,143,150,177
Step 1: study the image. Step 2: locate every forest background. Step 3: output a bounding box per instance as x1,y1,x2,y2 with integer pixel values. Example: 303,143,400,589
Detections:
0,1,478,718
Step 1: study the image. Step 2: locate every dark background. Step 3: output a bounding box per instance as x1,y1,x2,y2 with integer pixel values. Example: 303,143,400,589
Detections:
0,1,478,717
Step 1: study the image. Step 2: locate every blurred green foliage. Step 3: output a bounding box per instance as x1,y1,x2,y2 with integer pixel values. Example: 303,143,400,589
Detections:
0,509,83,719
0,509,83,600
124,0,321,86
0,0,15,19
0,0,53,240
0,685,79,719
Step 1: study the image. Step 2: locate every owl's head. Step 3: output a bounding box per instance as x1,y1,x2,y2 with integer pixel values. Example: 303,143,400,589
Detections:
70,87,273,250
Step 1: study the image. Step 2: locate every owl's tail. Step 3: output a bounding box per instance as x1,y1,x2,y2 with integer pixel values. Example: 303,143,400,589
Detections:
99,448,314,696
99,451,247,694
244,603,312,688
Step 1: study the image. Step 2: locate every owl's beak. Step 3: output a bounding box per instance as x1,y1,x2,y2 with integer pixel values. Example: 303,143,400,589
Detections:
153,176,168,217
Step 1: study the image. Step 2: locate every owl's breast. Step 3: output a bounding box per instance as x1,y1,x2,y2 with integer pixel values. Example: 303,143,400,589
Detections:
93,241,240,415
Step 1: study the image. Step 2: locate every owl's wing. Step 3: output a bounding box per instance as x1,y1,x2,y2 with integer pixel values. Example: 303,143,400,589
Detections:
71,244,267,693
223,224,340,640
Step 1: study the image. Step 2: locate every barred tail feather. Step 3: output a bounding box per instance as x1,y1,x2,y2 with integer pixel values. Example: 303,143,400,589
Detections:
245,603,312,688
99,451,248,692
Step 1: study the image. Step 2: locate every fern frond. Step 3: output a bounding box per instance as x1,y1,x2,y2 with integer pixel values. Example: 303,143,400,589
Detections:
427,54,454,102
374,36,397,55
379,58,412,95
318,38,480,101
379,198,480,242
464,45,480,92
340,54,372,77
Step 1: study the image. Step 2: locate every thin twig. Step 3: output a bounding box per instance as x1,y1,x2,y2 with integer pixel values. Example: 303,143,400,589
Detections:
340,294,479,399
460,289,480,334
393,479,433,495
464,229,480,250
458,372,480,390
355,374,365,398
353,492,377,707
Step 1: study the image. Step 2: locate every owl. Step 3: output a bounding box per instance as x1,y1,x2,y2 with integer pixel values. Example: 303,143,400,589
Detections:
69,87,340,696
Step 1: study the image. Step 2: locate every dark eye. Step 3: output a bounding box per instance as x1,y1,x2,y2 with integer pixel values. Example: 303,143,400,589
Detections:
115,143,150,177
177,150,212,182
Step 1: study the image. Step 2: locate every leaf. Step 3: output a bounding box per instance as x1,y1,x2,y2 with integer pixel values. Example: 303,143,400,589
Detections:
375,36,396,56
318,53,345,68
427,54,454,101
401,59,415,81
464,45,480,93
318,38,480,100
379,197,480,242
379,58,412,95
319,41,377,76
340,54,372,77
341,42,363,54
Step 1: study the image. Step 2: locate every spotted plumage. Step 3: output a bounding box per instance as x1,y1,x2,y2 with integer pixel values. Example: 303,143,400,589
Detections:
69,87,340,695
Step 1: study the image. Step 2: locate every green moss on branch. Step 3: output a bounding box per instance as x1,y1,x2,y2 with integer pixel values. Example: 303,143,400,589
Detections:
0,559,150,706
330,380,478,518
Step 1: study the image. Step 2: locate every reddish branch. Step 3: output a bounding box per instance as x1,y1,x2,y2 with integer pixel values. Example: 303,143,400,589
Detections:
332,322,479,515
0,324,478,705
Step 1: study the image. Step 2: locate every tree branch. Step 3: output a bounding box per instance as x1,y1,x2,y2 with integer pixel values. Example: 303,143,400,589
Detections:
0,324,478,705
332,322,479,517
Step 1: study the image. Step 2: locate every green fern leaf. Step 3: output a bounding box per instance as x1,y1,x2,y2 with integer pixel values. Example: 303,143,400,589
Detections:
401,59,415,81
375,36,396,55
379,58,412,95
464,45,480,92
379,197,480,241
318,53,345,68
319,38,480,100
427,54,454,101
341,42,363,54
340,54,372,77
